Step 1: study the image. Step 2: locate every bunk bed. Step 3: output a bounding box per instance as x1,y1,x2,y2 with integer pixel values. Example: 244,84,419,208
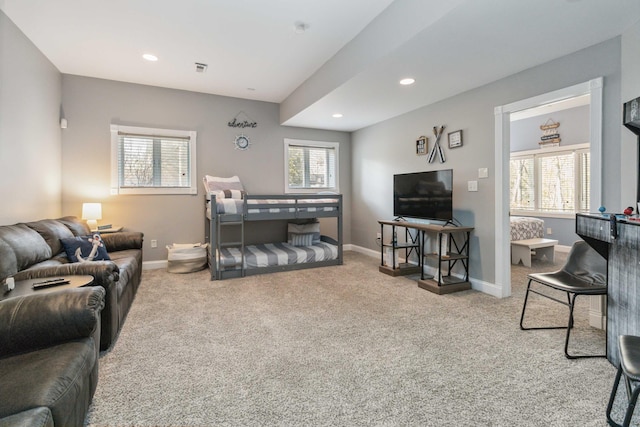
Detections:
203,176,343,280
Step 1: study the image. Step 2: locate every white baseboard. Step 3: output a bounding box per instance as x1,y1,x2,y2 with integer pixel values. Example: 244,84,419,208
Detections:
143,260,168,270
349,244,504,298
555,244,571,253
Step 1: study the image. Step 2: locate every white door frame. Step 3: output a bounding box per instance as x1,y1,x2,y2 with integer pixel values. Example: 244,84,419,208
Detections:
493,78,603,298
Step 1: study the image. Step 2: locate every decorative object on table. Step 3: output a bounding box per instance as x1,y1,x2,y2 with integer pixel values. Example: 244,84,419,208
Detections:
624,206,634,216
228,111,258,128
427,125,446,163
448,129,463,149
539,118,561,147
81,203,102,231
233,134,251,150
416,136,428,155
599,206,606,214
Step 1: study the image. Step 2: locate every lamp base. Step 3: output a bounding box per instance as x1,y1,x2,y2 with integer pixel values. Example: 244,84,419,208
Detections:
87,219,98,232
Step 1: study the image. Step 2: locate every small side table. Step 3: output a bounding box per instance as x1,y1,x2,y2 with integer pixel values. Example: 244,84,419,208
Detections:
92,225,123,234
1,275,95,301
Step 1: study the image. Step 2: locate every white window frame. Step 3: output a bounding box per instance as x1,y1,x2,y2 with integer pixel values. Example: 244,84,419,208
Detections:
110,124,197,195
283,138,339,194
510,143,590,218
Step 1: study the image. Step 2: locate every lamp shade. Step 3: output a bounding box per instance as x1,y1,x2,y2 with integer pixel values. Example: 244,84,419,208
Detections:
82,203,102,231
82,203,102,220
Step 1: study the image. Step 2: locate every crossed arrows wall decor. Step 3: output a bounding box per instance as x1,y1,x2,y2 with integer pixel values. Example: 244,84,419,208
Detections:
427,125,446,163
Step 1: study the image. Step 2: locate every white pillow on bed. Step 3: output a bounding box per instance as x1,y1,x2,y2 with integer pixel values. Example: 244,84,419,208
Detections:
203,175,245,199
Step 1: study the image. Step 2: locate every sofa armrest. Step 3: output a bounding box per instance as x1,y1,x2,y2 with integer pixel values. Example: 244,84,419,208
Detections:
0,286,105,357
101,231,144,252
14,261,120,285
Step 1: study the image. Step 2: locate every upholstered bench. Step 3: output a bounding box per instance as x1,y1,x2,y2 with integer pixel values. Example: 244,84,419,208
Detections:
511,238,558,267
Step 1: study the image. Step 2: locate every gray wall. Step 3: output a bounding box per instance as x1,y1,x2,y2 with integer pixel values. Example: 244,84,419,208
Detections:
351,38,621,285
510,104,590,247
60,75,351,262
0,10,62,224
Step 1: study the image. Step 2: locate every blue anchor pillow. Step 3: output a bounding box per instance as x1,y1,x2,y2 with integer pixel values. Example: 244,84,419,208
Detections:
60,233,111,263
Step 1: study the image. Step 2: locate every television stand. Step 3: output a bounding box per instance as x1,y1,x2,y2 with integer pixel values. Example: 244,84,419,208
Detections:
378,219,473,294
378,220,421,276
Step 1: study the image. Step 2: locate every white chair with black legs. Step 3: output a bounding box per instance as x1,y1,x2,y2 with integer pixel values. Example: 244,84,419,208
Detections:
607,335,640,426
519,240,607,359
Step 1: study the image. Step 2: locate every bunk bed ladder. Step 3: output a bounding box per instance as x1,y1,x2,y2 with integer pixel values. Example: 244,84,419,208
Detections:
217,216,245,278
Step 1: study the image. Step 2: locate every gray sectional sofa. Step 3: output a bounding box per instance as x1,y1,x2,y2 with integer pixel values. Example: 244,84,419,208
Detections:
0,216,143,350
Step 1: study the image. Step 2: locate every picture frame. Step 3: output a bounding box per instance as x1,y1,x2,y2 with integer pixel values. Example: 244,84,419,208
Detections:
416,136,428,155
448,130,463,149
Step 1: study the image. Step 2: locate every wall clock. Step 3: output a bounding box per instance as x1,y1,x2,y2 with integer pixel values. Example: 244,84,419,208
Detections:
233,134,251,150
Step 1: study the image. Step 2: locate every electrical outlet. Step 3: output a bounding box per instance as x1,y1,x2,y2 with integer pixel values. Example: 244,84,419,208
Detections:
546,228,552,235
468,180,478,192
376,232,381,239
150,239,158,248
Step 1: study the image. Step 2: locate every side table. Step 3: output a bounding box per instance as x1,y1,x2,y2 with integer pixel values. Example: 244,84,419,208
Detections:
1,275,95,301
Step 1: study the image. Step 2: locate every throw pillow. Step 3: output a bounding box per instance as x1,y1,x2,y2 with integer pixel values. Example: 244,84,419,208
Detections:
60,234,110,263
287,221,320,244
290,233,314,247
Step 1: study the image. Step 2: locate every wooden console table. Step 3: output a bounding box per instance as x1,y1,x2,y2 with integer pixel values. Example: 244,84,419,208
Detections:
576,213,640,365
378,220,473,294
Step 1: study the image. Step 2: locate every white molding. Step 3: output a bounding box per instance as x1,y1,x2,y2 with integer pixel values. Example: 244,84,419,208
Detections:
494,77,603,299
143,260,168,270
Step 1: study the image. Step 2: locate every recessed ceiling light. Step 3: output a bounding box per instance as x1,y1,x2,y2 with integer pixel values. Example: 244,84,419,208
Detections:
143,53,158,62
332,113,343,118
399,78,415,85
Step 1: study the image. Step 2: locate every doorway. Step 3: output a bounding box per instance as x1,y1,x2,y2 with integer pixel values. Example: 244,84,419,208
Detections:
494,78,603,298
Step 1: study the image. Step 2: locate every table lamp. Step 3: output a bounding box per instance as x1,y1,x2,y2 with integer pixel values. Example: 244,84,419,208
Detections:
82,203,102,231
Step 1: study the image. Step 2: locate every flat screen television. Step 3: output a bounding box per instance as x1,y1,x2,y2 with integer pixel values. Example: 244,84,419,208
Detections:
393,170,453,221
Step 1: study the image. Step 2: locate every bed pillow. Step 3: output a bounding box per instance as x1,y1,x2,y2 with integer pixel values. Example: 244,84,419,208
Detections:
290,233,315,247
288,222,320,244
203,175,245,199
218,189,246,199
61,234,110,263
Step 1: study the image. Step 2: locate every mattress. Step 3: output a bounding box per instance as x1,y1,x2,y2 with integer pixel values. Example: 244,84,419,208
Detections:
510,216,544,241
217,241,338,269
206,197,340,217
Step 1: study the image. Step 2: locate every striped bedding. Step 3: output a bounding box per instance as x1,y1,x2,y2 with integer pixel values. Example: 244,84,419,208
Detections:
207,197,339,216
217,241,338,269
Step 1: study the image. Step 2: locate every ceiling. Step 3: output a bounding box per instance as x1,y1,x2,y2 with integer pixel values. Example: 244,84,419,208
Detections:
2,0,640,132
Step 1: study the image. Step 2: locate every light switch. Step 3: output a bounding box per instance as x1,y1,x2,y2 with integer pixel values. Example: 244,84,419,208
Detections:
479,168,489,178
468,180,478,192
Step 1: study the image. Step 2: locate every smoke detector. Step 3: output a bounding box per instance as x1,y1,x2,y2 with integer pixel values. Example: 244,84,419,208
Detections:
195,63,208,73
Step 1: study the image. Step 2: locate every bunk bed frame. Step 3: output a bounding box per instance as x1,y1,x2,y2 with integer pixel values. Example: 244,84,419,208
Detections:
205,193,343,280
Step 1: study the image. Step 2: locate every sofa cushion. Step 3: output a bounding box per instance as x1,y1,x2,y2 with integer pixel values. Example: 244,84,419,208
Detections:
0,225,51,279
60,234,110,263
24,219,75,256
0,407,54,427
57,216,91,236
0,339,97,426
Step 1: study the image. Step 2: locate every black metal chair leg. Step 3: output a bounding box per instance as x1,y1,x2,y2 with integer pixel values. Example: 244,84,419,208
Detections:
564,294,606,359
607,365,624,426
519,279,533,330
623,386,640,427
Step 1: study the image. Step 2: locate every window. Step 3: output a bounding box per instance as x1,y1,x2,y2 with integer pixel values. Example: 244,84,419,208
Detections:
510,143,589,217
110,125,197,195
284,139,339,193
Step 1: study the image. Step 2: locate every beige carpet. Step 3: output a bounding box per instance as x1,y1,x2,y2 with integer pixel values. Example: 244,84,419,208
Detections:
86,251,625,426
